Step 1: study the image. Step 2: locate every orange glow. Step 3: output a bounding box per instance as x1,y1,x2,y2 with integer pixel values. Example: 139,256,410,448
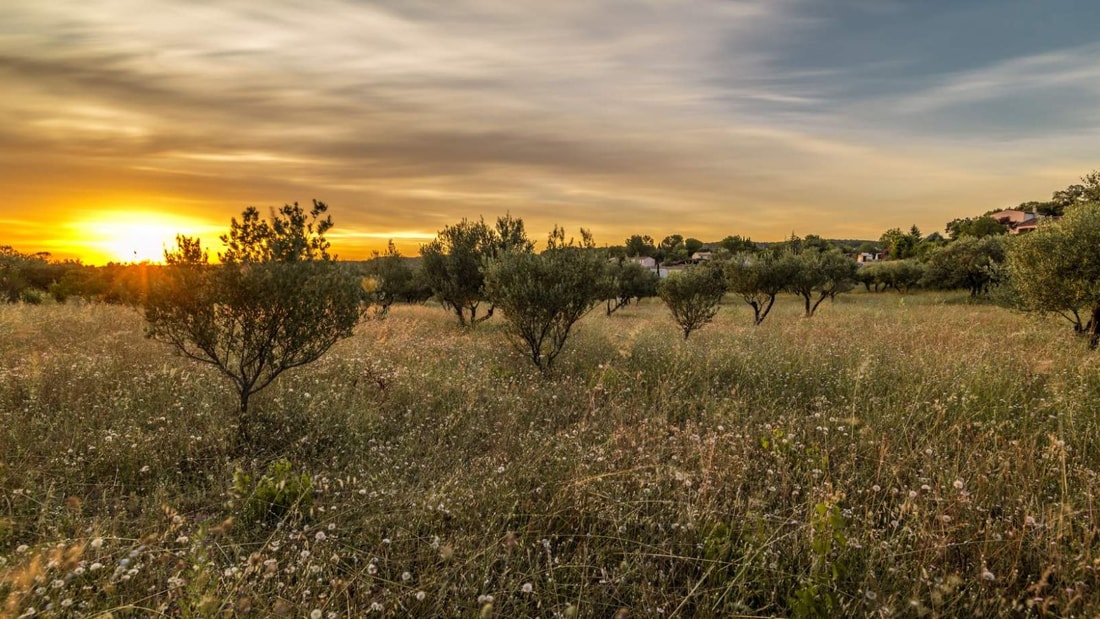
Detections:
68,211,222,265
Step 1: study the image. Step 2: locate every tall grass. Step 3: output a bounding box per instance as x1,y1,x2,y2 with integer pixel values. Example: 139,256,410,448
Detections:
1,292,1098,617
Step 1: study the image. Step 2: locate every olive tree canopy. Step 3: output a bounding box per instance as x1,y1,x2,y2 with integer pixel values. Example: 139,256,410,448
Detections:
1007,202,1100,348
144,201,364,447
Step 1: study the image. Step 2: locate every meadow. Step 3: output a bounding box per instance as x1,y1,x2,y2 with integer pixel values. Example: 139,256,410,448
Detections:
1,292,1098,617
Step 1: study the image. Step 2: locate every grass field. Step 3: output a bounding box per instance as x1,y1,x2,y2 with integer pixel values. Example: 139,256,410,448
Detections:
2,292,1099,617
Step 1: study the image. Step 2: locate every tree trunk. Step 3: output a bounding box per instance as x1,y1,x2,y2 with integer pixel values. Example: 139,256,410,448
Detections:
1090,306,1100,350
236,391,252,452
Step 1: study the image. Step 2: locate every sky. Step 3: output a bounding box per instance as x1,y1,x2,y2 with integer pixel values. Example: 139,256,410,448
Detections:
2,0,1099,263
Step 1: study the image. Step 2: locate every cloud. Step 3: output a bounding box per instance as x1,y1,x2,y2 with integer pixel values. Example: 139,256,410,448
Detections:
2,0,1099,260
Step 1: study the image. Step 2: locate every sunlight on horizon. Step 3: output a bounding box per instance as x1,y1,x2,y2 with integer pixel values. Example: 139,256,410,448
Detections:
69,211,222,265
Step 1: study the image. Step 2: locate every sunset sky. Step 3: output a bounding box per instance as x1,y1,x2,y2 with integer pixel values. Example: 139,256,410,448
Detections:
3,0,1099,263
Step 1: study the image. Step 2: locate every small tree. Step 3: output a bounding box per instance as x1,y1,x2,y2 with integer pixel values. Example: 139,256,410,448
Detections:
1007,202,1100,348
484,227,606,371
360,240,414,318
787,250,857,317
144,201,363,447
724,251,796,325
603,259,659,316
420,214,533,327
922,236,1006,297
658,263,726,339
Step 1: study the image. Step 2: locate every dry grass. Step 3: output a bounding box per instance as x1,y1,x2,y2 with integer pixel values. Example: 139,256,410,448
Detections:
1,292,1099,617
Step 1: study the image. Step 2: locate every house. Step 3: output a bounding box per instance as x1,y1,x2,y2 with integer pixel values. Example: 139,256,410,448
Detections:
630,256,657,269
857,250,887,263
991,209,1041,234
691,251,713,263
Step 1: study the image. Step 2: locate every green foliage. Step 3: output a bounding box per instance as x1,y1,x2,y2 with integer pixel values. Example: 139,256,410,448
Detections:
1051,170,1100,211
879,225,923,259
623,233,656,258
786,250,858,317
657,234,689,265
484,227,606,371
658,263,726,339
420,214,533,327
789,497,851,619
717,234,757,254
1007,202,1100,348
922,235,1006,297
0,247,69,303
232,458,313,526
856,259,925,294
945,215,1007,240
360,240,416,318
724,251,797,325
602,260,659,316
143,201,363,447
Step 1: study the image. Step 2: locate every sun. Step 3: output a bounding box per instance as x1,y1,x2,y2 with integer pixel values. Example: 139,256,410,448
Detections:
72,211,218,264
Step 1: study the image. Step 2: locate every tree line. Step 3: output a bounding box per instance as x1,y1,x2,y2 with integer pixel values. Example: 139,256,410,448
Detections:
4,171,1100,449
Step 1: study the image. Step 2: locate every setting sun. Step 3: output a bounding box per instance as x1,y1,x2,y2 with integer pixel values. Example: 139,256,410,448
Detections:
70,211,221,264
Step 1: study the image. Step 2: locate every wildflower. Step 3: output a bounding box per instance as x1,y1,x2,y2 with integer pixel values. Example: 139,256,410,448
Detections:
314,531,327,542
367,563,378,575
401,571,412,582
982,569,996,581
310,610,323,619
90,538,103,549
953,479,964,490
90,563,103,572
16,544,29,553
415,591,426,601
521,582,534,593
871,485,881,492
370,602,383,612
477,595,494,604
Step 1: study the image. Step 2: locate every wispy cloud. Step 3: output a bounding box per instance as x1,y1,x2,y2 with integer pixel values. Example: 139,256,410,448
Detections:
1,0,1098,260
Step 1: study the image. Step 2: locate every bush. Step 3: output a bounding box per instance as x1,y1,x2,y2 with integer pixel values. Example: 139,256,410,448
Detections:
485,227,606,371
658,263,726,339
232,458,313,526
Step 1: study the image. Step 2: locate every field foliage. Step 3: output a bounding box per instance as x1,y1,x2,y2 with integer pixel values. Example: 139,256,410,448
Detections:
2,292,1099,617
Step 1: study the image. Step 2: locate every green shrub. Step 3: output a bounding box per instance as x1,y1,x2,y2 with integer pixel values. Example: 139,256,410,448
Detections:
232,458,313,526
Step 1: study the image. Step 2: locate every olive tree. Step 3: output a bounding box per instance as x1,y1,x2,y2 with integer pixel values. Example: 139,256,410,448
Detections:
420,214,533,327
786,249,858,317
1007,202,1100,348
360,240,414,318
603,259,659,316
724,251,796,325
144,201,364,447
922,236,1006,297
658,263,726,339
484,227,606,371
